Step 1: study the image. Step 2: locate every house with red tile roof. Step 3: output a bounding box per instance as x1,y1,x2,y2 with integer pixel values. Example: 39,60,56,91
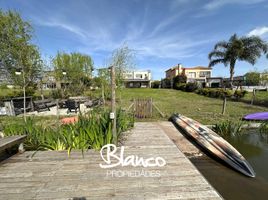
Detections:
165,64,212,86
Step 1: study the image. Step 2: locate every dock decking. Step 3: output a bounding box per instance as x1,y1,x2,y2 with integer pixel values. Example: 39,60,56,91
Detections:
0,122,222,199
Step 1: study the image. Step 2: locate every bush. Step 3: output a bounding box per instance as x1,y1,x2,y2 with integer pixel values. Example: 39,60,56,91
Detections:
175,83,186,91
50,89,70,99
151,81,160,88
233,90,247,99
161,78,171,88
173,74,187,89
185,82,198,92
260,122,268,134
196,88,234,98
0,84,8,89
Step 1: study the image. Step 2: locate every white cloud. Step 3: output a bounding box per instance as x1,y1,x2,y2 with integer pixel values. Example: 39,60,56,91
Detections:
29,2,215,61
248,26,268,37
33,18,87,39
204,0,265,10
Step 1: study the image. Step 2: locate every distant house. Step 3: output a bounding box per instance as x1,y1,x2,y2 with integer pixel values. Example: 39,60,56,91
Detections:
260,72,268,86
206,77,223,88
223,76,246,87
41,71,57,89
123,70,151,88
165,64,212,86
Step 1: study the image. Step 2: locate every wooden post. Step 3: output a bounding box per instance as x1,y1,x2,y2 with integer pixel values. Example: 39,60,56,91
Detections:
251,89,256,105
222,97,227,115
110,66,117,144
22,69,26,122
56,99,59,121
101,83,105,106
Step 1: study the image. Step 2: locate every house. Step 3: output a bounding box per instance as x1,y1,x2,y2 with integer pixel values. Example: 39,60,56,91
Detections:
260,72,268,86
206,77,223,88
123,70,151,88
165,64,212,86
40,71,57,90
223,76,246,87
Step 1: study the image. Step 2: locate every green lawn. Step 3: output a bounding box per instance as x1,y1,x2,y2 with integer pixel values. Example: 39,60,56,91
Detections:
1,88,267,126
118,88,268,124
242,91,268,103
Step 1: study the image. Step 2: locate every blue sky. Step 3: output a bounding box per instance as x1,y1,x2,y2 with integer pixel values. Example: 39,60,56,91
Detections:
1,0,268,80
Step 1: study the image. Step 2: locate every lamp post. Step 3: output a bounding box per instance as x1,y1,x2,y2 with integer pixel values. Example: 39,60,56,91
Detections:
62,70,67,90
15,68,26,122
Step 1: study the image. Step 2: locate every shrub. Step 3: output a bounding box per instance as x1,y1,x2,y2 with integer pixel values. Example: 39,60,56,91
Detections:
185,82,198,92
161,78,171,88
196,88,234,98
175,83,186,91
11,87,35,97
151,81,160,88
0,84,8,89
173,74,187,89
233,90,247,99
260,122,268,134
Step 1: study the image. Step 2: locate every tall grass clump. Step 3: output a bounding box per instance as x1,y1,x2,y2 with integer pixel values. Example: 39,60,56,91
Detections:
212,120,244,138
2,108,134,153
259,122,268,134
259,122,268,143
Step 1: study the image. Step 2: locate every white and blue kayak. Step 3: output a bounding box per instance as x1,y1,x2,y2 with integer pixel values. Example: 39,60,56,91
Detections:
172,113,255,178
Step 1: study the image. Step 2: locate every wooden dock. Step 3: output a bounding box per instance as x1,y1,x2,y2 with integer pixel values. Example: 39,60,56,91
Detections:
0,122,222,199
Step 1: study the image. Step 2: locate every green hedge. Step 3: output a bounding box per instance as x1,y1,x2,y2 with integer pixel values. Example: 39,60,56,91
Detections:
196,88,247,99
174,82,198,92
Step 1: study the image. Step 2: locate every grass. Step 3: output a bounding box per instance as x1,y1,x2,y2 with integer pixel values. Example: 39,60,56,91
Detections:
1,88,267,125
242,91,268,104
118,88,268,124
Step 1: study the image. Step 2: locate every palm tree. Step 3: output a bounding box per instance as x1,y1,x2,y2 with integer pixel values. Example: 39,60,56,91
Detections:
208,34,268,87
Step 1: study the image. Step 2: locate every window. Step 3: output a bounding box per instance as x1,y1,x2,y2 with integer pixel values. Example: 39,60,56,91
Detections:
135,74,143,79
125,74,133,79
188,72,196,78
199,71,211,78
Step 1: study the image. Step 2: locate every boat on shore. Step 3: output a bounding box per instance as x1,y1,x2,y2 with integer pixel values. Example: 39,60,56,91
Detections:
171,113,255,177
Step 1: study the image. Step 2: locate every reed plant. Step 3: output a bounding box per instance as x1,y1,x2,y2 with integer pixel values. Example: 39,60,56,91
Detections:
2,108,134,154
259,122,268,143
259,122,268,134
212,120,244,138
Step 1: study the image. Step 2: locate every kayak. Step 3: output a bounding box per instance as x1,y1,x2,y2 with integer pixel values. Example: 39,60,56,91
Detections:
243,112,268,121
172,113,255,177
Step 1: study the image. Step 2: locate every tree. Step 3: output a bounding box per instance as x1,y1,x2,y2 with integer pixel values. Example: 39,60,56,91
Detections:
109,44,135,88
53,52,94,92
0,10,42,86
245,72,260,86
0,10,43,121
97,68,110,105
173,74,187,89
208,34,268,87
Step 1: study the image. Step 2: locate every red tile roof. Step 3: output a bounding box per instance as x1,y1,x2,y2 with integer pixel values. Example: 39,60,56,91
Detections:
165,66,211,72
183,66,212,70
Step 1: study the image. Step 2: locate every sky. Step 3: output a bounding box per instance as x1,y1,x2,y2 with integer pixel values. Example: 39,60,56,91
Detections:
1,0,268,80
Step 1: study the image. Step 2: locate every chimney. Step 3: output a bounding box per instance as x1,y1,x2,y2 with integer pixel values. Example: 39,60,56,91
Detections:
178,63,182,74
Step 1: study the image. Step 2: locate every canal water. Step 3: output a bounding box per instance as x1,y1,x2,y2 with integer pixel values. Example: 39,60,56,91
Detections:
190,130,268,200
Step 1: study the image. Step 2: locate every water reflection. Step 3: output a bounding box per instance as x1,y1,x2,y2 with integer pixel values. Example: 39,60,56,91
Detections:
190,129,268,200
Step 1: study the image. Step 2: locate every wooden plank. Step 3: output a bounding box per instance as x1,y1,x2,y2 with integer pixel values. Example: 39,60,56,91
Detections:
0,123,222,199
0,135,26,152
